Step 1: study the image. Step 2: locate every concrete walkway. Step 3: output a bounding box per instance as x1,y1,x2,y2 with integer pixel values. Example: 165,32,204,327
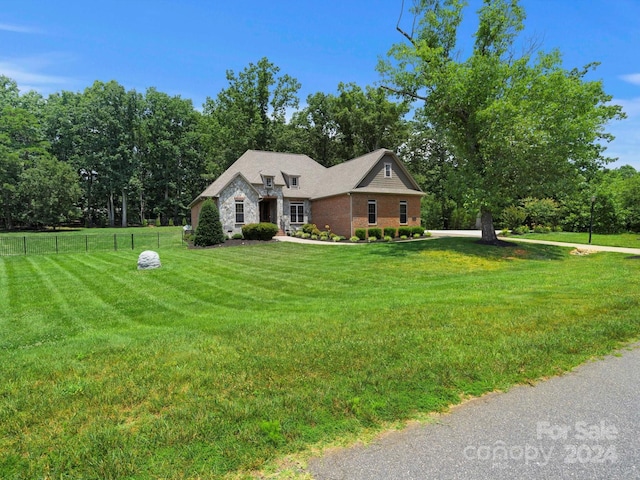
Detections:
277,230,640,255
308,343,640,479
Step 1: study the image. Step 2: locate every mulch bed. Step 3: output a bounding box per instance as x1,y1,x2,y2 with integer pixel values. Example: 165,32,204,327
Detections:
188,239,277,249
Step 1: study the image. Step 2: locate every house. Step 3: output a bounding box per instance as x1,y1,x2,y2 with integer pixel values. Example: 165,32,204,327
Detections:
189,149,424,238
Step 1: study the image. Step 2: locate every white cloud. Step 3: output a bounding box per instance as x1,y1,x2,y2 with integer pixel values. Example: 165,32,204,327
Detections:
0,54,75,94
0,22,41,34
620,73,640,86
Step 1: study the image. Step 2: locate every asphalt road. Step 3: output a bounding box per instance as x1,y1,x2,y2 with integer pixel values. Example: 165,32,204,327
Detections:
308,343,640,480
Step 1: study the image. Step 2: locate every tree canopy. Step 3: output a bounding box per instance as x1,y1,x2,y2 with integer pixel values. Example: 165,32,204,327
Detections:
379,0,625,243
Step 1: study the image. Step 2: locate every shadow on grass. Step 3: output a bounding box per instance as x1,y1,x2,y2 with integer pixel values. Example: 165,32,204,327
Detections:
368,236,568,261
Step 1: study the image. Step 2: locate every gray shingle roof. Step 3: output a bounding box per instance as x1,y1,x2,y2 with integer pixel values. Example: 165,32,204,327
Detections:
192,148,423,205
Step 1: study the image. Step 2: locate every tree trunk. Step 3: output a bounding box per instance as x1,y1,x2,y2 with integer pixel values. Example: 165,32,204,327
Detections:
121,189,128,227
480,209,498,244
108,191,115,227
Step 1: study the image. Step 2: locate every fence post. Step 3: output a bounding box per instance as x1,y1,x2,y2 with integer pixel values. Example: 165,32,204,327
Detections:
131,233,134,250
114,234,117,251
23,236,27,255
157,232,160,248
85,235,88,252
55,236,58,254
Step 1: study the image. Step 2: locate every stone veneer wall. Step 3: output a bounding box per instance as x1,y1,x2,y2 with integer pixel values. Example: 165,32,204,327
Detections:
282,198,310,234
218,177,260,236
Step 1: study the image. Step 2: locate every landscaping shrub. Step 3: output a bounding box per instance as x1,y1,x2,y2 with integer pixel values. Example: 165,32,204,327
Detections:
384,227,396,238
413,233,421,239
368,227,382,239
400,235,408,240
242,222,279,240
301,223,316,234
232,233,243,240
355,228,366,241
513,225,529,235
384,235,393,242
500,205,527,230
368,236,378,242
398,226,412,237
411,226,425,236
194,199,225,246
349,236,360,242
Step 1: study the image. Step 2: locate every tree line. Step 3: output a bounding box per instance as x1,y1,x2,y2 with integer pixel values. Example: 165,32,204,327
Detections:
1,1,636,235
0,58,409,230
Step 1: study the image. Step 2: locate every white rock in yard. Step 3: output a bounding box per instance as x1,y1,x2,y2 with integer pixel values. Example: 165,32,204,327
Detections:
138,250,161,270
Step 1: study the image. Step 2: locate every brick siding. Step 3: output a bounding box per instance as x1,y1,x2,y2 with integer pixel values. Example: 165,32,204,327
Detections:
311,193,421,237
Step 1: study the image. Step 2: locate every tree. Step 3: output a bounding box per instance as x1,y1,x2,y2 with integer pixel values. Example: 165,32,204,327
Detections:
202,58,300,171
0,76,54,229
290,83,410,166
18,156,81,229
139,88,204,225
194,199,225,246
379,0,624,243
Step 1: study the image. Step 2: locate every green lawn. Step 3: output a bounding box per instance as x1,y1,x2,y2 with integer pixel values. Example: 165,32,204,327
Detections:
1,238,639,479
520,231,640,249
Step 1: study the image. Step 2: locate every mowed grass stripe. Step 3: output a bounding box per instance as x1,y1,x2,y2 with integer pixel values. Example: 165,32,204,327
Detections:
2,240,640,479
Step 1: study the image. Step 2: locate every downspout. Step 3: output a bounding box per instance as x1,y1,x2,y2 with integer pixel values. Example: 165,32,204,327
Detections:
348,192,353,238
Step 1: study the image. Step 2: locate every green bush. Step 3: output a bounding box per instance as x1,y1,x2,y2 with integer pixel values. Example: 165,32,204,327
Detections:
301,223,316,234
400,235,408,240
368,236,378,242
411,226,425,236
332,236,343,242
398,226,412,237
311,234,318,240
155,216,161,227
168,218,175,227
349,236,360,243
368,227,382,239
384,235,393,242
500,205,527,230
194,199,226,246
355,228,366,241
513,225,529,235
384,227,396,238
232,233,243,240
413,233,421,239
242,222,279,241
553,225,563,232
500,228,510,237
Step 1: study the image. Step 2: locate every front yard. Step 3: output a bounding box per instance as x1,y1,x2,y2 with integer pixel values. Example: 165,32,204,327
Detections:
1,238,639,478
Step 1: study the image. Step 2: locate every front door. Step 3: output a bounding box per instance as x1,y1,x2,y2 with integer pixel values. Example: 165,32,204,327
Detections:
260,199,275,223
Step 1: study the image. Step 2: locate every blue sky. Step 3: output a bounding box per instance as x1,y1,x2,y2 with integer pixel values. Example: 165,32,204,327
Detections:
2,0,639,169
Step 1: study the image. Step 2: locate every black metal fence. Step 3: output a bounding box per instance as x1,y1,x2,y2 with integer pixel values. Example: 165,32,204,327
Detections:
0,232,185,256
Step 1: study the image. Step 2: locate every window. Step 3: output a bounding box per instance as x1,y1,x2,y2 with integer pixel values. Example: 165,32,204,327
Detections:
400,201,408,224
290,176,299,188
368,200,377,224
384,163,392,178
290,203,304,223
235,201,245,224
264,176,273,188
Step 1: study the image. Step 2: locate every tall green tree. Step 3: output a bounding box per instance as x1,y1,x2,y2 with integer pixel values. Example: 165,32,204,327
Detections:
0,76,53,229
202,58,301,172
139,88,204,225
18,156,81,229
379,0,624,243
291,83,409,166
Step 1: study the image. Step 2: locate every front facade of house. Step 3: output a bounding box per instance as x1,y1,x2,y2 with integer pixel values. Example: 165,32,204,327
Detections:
190,149,424,238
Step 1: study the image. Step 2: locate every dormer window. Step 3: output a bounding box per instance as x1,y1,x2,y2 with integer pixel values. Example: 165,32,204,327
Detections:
290,176,299,189
384,163,392,178
264,176,274,189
